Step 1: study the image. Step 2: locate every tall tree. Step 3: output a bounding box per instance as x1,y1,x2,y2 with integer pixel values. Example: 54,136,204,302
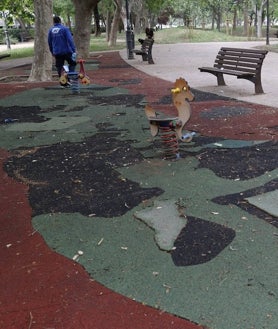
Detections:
28,0,53,81
253,0,267,37
72,0,99,58
108,0,122,46
131,0,146,34
94,2,102,36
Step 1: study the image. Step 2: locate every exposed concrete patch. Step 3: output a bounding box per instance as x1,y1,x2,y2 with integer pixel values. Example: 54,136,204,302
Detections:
246,189,278,217
134,199,187,251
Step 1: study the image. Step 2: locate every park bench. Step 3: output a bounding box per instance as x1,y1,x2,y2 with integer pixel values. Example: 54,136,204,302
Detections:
199,47,268,94
0,54,11,60
18,31,33,42
132,38,154,64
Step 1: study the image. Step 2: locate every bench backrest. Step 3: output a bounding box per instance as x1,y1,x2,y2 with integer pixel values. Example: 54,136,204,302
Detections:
214,47,268,75
142,38,154,53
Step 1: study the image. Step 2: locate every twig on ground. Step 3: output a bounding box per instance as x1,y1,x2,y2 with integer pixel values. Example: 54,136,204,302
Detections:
28,312,33,329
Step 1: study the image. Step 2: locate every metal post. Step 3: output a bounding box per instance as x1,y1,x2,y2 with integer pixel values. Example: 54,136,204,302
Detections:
125,0,134,59
4,29,11,49
266,0,269,45
3,12,11,49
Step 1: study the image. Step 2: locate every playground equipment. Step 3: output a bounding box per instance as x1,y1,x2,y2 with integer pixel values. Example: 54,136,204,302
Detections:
59,59,90,89
78,59,90,85
145,77,195,159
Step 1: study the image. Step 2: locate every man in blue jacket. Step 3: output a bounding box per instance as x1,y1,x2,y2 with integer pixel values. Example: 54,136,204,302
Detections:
48,16,77,87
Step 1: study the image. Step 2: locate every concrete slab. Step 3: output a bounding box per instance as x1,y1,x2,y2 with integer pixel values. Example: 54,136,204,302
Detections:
134,199,187,251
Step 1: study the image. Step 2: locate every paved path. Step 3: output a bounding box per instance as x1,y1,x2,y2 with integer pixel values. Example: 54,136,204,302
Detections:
120,40,278,108
0,41,34,51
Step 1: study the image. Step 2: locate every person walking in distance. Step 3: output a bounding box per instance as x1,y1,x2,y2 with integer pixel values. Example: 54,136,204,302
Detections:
48,16,77,87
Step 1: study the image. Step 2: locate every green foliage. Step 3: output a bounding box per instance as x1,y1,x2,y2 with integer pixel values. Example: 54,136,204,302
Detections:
146,0,168,15
0,28,34,43
168,0,201,26
53,0,75,25
0,0,34,26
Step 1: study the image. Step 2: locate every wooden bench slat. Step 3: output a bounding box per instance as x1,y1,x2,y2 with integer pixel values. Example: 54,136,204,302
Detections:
217,59,263,66
215,59,262,67
216,55,264,62
217,51,266,58
216,67,255,74
200,67,254,77
214,61,262,73
217,47,268,54
199,47,268,94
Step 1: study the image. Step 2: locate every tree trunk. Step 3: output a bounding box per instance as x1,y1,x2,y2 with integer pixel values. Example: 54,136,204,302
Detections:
94,4,101,36
254,0,267,38
243,1,249,36
211,12,215,30
216,9,221,31
66,14,72,29
16,17,27,31
257,5,263,38
108,0,122,46
133,15,141,34
106,10,112,42
28,0,53,82
72,0,98,58
129,0,139,28
232,7,237,33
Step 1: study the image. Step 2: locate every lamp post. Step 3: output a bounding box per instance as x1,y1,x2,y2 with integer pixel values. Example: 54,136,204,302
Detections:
266,0,269,45
125,0,134,59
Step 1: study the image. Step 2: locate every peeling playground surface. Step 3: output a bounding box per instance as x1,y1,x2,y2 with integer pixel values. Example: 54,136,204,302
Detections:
0,52,277,329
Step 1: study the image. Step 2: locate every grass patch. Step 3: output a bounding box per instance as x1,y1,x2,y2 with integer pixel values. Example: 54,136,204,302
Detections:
153,27,252,43
0,48,34,59
1,27,278,60
89,35,126,51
